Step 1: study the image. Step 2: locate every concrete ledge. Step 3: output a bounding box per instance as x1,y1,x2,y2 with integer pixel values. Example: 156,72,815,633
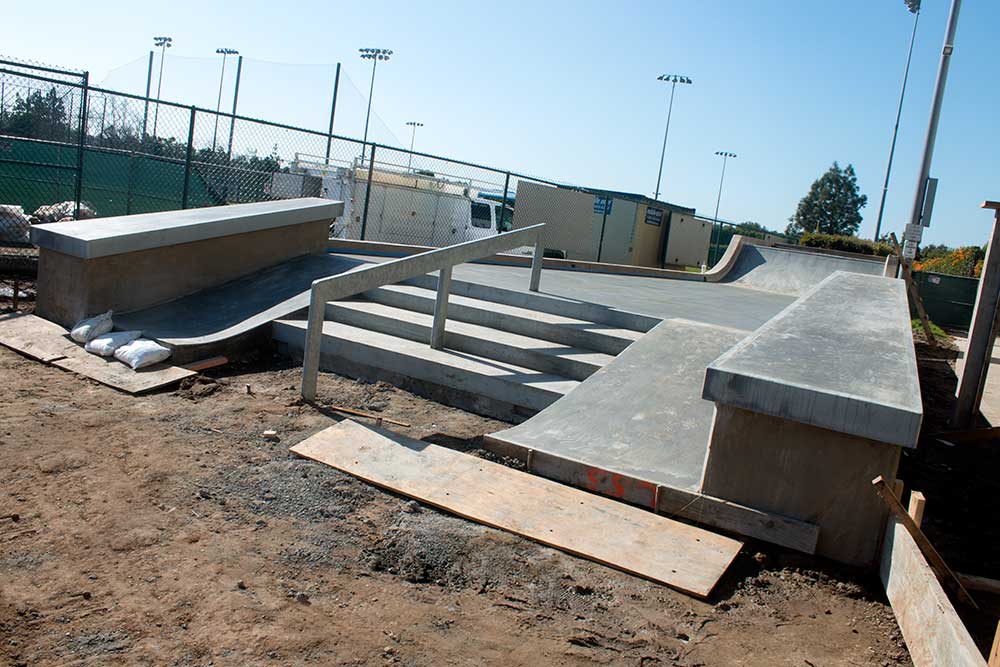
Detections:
702,271,922,448
32,198,343,259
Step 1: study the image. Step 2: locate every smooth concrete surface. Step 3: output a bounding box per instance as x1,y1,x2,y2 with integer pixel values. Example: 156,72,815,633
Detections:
31,198,342,259
489,318,749,491
703,271,922,448
36,219,332,328
115,253,370,359
325,300,614,381
720,244,884,296
366,284,643,356
700,405,901,566
273,317,578,422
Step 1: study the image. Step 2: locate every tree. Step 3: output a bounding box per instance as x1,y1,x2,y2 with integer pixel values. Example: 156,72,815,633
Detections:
0,87,70,140
786,162,867,237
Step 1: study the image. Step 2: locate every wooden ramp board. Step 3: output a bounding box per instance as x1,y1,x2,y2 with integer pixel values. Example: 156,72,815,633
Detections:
0,313,79,362
880,517,986,666
0,313,195,394
291,420,743,599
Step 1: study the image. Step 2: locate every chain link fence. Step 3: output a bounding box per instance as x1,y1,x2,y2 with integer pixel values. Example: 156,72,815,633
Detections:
1,58,754,286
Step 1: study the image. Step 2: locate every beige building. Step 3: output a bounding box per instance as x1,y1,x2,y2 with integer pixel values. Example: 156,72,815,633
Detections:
512,182,704,268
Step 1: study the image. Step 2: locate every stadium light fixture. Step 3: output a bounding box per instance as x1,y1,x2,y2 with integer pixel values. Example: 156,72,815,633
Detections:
150,36,173,139
359,47,393,160
405,120,424,170
653,73,693,201
213,48,239,151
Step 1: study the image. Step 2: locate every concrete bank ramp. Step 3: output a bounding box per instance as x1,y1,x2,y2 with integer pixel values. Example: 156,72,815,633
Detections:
487,317,748,491
721,244,884,296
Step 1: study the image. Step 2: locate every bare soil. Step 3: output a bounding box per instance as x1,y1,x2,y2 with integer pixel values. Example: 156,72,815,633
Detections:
0,341,914,666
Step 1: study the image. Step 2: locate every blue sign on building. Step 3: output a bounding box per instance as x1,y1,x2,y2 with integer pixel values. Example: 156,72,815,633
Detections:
594,196,613,215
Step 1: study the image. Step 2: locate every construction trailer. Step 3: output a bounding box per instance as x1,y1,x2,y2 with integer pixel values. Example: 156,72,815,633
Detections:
512,181,704,268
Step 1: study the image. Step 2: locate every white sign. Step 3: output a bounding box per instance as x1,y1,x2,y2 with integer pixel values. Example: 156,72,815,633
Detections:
903,223,924,243
902,240,918,260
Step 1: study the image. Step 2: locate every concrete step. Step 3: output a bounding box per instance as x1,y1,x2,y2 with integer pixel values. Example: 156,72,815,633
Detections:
325,300,613,381
363,284,643,356
272,318,579,423
402,274,660,333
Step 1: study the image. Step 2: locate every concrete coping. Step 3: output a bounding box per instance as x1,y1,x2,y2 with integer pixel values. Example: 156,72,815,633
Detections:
29,198,344,259
702,271,922,448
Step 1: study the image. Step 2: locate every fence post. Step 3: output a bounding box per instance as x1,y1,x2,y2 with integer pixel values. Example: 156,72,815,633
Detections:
126,152,136,215
498,172,510,233
142,51,153,142
73,71,89,220
182,106,196,209
430,266,452,349
324,62,341,163
360,144,376,240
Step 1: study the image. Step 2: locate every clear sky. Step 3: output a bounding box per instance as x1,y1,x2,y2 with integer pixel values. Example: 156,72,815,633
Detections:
5,0,998,247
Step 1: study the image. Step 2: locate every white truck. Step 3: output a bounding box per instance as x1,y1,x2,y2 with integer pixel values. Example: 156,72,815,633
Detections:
273,155,512,246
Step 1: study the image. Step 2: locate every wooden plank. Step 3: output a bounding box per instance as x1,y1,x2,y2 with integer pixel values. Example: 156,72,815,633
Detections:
873,476,978,610
990,622,1000,667
181,355,228,372
482,435,820,555
880,518,986,667
292,420,742,599
908,491,926,527
0,313,77,362
52,351,194,395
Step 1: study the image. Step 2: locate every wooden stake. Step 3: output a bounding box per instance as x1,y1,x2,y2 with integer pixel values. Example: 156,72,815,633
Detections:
326,404,410,428
872,476,978,610
182,355,228,372
957,573,1000,596
908,491,926,527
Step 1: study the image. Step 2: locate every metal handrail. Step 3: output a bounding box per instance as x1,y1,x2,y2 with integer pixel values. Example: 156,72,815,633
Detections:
300,223,546,399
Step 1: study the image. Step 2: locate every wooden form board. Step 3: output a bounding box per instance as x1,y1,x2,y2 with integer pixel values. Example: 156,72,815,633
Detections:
482,435,819,555
880,517,986,667
0,312,79,362
292,420,742,599
0,313,195,394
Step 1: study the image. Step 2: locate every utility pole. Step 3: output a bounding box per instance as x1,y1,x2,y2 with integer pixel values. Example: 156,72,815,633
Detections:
213,48,238,152
710,151,737,265
151,36,172,139
358,47,393,162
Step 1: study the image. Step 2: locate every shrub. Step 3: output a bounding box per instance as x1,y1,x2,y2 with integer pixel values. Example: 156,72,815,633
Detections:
798,231,893,257
913,246,984,278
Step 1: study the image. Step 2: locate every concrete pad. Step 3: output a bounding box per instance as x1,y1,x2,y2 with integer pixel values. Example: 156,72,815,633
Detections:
703,271,922,448
31,198,342,259
488,318,748,491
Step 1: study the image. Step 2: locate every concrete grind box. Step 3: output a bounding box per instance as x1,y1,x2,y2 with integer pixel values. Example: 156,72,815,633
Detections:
701,271,922,566
31,198,343,327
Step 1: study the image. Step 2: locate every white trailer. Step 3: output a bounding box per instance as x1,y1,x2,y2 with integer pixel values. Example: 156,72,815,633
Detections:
279,155,512,246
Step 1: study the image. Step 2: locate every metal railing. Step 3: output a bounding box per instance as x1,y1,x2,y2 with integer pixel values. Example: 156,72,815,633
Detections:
300,223,546,399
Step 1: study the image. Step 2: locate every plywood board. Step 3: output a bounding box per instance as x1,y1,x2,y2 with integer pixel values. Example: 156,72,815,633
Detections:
880,517,986,667
52,352,194,395
0,313,195,394
291,420,742,599
0,313,78,362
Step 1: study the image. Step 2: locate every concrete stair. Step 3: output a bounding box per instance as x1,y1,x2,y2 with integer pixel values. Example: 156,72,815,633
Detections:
273,280,650,423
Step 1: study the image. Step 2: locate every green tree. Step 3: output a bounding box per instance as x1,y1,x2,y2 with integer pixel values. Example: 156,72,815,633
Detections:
786,162,867,237
0,87,70,140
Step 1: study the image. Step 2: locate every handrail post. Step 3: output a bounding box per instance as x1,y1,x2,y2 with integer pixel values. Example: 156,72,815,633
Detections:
529,232,543,292
300,285,327,400
430,266,453,349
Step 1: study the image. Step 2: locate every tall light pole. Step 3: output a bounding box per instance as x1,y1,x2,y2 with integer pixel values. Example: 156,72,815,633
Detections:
710,151,737,265
873,0,921,242
213,48,238,152
358,47,392,162
653,74,692,201
151,36,172,139
906,0,962,236
405,121,423,170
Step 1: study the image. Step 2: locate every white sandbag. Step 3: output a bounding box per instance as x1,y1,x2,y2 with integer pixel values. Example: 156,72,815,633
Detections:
114,338,171,370
70,311,113,343
84,330,142,357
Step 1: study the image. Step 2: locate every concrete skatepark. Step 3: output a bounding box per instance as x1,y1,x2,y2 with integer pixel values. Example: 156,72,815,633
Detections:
27,198,915,569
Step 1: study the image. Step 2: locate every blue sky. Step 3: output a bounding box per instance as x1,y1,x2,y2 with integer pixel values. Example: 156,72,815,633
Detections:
6,0,998,247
